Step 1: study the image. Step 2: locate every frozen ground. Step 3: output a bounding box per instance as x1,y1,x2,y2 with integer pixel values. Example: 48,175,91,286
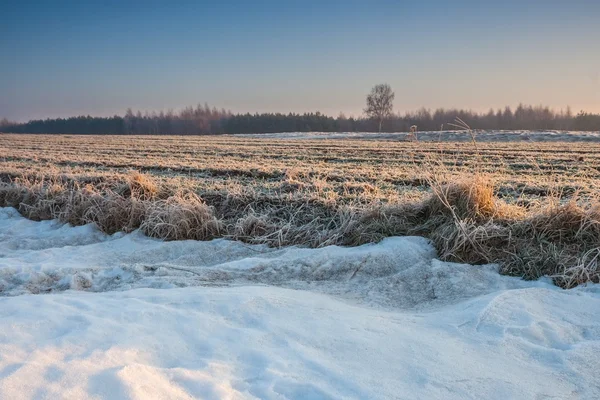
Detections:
1,207,599,399
237,130,600,142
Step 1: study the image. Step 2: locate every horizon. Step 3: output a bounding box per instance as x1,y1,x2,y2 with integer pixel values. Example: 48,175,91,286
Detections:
2,0,599,122
2,102,593,124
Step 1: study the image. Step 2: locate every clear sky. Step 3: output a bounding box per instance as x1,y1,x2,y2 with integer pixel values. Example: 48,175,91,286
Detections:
1,0,599,121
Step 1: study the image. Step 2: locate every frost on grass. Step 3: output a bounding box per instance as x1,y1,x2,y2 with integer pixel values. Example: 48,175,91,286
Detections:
2,169,599,288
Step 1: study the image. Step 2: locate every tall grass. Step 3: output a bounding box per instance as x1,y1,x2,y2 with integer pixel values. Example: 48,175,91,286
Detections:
1,166,598,288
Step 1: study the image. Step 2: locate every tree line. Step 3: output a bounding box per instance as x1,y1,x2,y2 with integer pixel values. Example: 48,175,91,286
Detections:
1,103,599,135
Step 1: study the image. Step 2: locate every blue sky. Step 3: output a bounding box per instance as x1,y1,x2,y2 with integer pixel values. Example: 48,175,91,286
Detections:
1,0,599,121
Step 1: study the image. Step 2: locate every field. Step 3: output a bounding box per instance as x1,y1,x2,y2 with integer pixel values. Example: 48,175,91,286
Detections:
1,133,600,287
3,133,600,208
2,132,600,398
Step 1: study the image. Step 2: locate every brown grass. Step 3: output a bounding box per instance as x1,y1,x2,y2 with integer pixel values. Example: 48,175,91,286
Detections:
1,134,599,288
141,192,222,241
420,174,600,288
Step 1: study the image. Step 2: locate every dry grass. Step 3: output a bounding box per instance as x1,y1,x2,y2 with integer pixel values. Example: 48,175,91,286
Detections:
1,134,599,288
141,192,222,241
419,168,600,288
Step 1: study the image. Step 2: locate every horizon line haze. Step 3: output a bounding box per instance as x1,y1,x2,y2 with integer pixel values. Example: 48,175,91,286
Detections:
1,0,599,122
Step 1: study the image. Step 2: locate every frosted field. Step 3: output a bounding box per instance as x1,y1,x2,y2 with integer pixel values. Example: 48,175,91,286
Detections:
239,130,600,142
1,207,600,399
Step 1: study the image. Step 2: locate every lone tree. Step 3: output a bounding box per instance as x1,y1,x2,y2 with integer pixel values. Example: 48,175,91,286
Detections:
364,84,395,132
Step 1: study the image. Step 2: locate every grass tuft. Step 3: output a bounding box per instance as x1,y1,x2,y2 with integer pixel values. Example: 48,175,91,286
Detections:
427,177,496,220
141,192,222,241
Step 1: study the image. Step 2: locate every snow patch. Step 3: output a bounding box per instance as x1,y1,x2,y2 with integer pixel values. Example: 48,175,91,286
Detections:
236,130,600,142
0,208,546,310
0,286,598,399
1,207,599,399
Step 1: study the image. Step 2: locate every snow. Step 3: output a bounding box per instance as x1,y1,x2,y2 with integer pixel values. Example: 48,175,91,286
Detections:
0,207,546,309
236,130,600,142
1,207,599,399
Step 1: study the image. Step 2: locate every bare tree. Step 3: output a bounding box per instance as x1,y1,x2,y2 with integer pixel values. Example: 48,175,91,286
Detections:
364,84,395,132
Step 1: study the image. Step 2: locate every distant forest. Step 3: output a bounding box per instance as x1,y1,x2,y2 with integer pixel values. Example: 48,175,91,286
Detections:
1,104,599,134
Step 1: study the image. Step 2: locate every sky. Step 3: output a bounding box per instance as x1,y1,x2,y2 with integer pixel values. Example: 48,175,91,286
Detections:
1,0,599,121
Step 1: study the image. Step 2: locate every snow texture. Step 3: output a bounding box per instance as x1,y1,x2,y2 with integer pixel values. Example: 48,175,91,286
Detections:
237,130,600,142
1,207,599,399
0,207,545,310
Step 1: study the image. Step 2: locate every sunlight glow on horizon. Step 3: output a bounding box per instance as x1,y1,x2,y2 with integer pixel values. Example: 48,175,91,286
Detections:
1,0,599,121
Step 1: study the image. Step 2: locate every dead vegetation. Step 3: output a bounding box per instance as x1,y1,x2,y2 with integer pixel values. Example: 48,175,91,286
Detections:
141,192,222,241
1,134,599,288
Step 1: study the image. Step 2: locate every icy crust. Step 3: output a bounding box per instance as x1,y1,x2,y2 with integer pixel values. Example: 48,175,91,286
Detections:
0,208,547,310
0,286,599,399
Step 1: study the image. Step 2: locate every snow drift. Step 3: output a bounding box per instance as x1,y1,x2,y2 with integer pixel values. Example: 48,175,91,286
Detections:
0,207,545,309
0,207,599,399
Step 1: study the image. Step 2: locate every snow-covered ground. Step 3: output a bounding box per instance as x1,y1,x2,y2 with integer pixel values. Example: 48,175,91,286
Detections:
1,207,599,399
236,130,600,142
